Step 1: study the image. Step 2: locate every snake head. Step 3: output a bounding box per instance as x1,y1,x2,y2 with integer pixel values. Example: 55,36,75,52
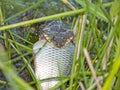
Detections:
51,30,74,48
42,20,74,48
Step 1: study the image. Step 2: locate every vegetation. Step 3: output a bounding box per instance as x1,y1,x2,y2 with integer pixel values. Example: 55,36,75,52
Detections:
0,0,120,90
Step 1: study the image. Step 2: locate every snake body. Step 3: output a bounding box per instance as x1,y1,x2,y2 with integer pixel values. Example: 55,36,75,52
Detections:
33,20,74,90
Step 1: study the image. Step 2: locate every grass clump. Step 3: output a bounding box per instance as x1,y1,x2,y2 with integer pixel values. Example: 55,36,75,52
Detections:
0,0,120,90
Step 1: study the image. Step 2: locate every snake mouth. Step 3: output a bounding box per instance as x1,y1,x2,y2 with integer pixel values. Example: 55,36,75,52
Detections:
43,31,74,48
52,41,66,48
51,36,73,48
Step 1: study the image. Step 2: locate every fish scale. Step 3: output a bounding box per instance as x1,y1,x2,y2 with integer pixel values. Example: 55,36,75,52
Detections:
33,40,74,90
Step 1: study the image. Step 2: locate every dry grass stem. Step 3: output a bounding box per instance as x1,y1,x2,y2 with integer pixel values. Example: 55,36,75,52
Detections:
79,81,86,90
77,15,86,59
83,48,102,90
73,16,79,36
61,0,75,10
87,77,102,90
101,38,113,70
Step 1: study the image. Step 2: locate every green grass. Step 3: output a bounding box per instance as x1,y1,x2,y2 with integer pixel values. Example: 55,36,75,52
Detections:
0,0,120,90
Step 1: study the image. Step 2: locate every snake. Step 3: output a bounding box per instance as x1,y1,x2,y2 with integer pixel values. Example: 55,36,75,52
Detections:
33,20,74,90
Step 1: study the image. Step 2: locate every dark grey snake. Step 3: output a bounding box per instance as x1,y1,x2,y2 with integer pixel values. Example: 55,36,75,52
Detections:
33,20,74,90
